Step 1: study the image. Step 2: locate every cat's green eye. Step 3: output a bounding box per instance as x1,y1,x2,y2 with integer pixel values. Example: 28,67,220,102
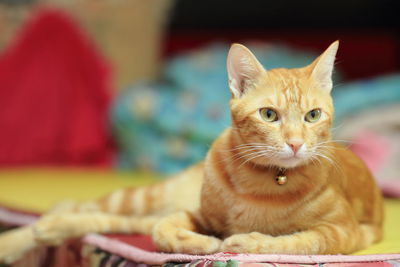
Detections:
305,109,321,123
260,108,278,122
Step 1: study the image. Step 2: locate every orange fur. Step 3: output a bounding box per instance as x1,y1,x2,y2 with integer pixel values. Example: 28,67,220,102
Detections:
0,42,383,264
153,41,383,254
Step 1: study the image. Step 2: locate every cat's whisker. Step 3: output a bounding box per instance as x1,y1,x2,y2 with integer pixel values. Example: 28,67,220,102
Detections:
313,145,346,151
234,149,269,157
241,149,274,157
318,139,368,147
219,146,267,164
235,143,275,148
310,154,323,167
308,156,320,167
331,123,344,133
230,145,274,151
313,149,345,177
315,139,350,145
238,152,265,167
222,144,272,155
239,151,273,168
314,151,334,165
233,148,276,156
226,144,277,158
314,139,355,149
232,149,264,159
233,147,280,166
233,149,276,163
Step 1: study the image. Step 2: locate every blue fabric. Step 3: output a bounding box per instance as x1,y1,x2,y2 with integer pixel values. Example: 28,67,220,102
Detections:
111,42,400,175
332,74,400,123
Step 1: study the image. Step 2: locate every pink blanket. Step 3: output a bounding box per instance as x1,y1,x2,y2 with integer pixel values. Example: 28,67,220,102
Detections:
83,234,400,265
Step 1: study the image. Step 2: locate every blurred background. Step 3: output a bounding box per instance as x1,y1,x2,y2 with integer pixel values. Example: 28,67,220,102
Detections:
0,0,399,212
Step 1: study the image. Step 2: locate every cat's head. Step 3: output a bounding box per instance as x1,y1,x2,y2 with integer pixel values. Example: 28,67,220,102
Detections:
227,41,338,169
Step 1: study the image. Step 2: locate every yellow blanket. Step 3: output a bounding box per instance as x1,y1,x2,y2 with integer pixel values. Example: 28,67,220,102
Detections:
0,168,398,255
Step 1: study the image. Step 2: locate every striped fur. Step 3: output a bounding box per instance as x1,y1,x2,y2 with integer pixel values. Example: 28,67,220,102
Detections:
62,162,204,216
0,42,383,263
153,41,383,254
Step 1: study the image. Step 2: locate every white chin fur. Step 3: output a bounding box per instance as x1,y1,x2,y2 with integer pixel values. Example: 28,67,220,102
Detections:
273,143,309,168
274,157,306,168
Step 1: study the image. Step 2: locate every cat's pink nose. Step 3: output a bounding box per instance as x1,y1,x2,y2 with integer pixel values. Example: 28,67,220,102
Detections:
287,142,303,154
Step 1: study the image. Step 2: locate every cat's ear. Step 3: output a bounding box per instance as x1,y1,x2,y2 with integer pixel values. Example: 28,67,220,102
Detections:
227,44,265,98
310,41,339,93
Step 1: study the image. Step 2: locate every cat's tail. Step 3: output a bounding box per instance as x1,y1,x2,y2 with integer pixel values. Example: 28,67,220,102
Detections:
51,162,204,216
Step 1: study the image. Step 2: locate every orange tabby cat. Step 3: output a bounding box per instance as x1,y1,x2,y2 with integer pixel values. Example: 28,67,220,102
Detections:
0,41,383,264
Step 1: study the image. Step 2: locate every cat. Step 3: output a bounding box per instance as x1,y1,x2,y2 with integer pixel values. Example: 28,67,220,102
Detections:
0,41,383,264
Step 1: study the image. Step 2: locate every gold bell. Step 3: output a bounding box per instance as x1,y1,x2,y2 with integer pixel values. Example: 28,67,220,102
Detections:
276,175,287,185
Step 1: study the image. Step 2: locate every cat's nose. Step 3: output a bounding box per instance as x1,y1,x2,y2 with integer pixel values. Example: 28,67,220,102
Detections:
287,141,303,154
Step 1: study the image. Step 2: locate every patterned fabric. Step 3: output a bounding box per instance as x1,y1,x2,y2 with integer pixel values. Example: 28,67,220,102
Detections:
162,259,400,267
84,248,151,267
86,251,400,267
82,234,400,267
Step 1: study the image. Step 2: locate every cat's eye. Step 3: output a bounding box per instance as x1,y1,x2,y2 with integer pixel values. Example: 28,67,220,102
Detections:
260,108,278,122
305,109,321,123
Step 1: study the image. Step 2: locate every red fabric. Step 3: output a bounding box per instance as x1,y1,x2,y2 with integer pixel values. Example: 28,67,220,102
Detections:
104,234,157,252
0,9,114,167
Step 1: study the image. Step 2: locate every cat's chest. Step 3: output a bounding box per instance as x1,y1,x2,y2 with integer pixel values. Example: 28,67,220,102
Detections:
223,194,304,236
202,151,325,237
201,177,312,237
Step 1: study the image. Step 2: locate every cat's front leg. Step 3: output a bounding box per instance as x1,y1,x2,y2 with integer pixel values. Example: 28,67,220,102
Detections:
153,211,222,254
34,212,161,245
221,223,361,254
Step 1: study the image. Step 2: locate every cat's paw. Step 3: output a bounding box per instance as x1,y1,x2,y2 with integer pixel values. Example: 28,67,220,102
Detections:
153,212,222,254
221,232,273,253
33,214,81,245
154,227,221,254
